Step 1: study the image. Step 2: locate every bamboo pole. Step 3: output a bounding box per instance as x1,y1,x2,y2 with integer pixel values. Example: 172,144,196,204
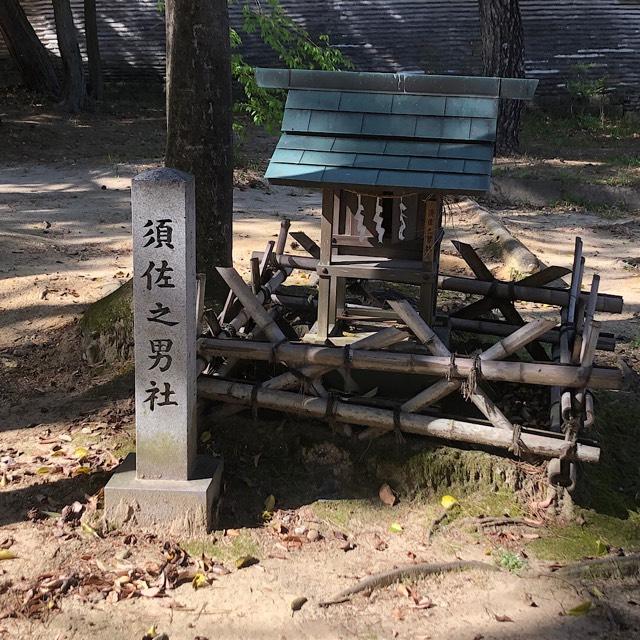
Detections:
388,300,450,357
197,377,600,463
218,266,290,336
393,301,555,426
265,327,408,389
216,327,408,418
250,256,261,295
448,317,615,351
258,240,275,284
250,251,623,313
197,337,623,390
275,218,291,258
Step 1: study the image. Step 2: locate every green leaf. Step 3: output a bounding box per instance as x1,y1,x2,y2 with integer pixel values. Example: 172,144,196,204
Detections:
567,600,592,616
236,555,259,569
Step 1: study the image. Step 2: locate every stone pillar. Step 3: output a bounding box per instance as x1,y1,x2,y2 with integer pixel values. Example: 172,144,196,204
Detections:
104,168,222,535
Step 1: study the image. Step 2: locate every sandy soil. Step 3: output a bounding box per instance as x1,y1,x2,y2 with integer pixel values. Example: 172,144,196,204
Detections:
1,160,640,640
1,89,639,639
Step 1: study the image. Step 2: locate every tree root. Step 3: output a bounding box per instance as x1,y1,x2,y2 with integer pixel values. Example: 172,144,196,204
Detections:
318,560,498,607
548,553,640,581
319,553,640,608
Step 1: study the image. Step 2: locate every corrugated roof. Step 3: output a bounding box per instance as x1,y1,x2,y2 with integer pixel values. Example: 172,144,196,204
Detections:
1,1,637,108
259,69,532,193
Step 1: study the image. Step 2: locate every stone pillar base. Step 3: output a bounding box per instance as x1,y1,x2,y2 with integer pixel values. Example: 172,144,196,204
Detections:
104,453,223,536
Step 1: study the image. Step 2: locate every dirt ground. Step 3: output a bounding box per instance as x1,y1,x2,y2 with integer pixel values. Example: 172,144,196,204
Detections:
1,91,640,640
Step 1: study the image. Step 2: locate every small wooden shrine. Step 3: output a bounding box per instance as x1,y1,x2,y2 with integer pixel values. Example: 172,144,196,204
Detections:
196,69,625,491
258,67,536,338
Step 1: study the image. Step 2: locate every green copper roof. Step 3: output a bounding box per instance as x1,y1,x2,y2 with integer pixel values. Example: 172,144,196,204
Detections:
257,68,538,194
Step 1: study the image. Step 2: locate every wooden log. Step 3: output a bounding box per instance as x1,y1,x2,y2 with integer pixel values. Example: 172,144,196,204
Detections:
197,338,622,390
465,199,543,275
197,378,600,463
251,251,623,313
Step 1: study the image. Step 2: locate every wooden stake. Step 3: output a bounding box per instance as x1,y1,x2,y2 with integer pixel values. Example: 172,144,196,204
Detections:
275,218,291,257
250,257,261,295
258,240,275,284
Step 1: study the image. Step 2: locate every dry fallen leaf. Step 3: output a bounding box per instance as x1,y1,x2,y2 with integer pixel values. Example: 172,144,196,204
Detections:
396,584,410,598
494,613,514,623
412,596,435,610
378,483,397,507
291,596,307,612
0,550,17,561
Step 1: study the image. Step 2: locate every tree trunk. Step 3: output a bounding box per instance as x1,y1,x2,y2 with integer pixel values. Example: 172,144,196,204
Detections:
83,0,103,101
165,0,233,297
478,0,525,154
0,0,60,96
52,0,86,112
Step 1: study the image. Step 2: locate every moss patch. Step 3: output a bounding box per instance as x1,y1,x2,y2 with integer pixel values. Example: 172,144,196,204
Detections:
576,390,640,518
372,444,533,500
527,389,640,563
183,531,261,563
311,498,396,532
80,279,133,336
529,510,640,563
79,280,133,364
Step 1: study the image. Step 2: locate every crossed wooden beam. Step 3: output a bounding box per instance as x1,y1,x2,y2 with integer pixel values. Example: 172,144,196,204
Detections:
450,240,570,362
381,300,556,437
214,265,556,449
